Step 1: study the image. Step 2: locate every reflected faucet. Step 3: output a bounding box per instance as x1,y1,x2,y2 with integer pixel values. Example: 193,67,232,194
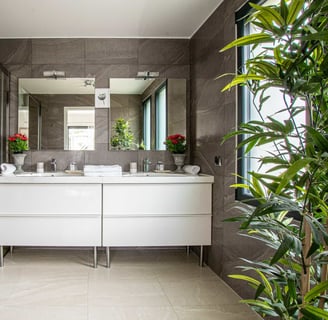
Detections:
143,158,151,172
50,159,57,172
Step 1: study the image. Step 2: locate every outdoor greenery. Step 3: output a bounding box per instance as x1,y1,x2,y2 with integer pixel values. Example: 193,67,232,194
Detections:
220,0,328,319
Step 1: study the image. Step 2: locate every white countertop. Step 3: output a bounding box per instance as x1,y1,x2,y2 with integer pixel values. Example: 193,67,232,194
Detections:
0,172,214,184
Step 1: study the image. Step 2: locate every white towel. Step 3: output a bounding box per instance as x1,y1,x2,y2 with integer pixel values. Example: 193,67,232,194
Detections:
0,163,16,175
83,165,122,173
183,165,200,175
83,171,122,177
83,165,122,176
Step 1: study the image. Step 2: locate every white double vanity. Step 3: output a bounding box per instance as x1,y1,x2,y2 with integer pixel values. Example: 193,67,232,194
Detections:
0,173,213,268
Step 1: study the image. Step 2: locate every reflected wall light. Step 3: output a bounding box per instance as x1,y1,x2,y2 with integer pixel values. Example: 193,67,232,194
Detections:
136,71,159,80
43,70,66,79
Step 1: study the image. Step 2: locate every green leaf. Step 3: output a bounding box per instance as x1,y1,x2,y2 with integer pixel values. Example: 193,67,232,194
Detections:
298,31,328,42
304,281,328,303
250,3,285,27
306,126,328,151
306,242,320,258
220,33,273,52
301,305,328,318
228,274,261,287
221,74,265,91
280,0,288,21
275,158,313,194
256,270,273,297
240,299,272,310
286,0,305,24
270,235,294,265
287,277,297,301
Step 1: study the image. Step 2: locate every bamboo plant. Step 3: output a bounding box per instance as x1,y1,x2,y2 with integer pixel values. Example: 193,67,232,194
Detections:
220,0,328,318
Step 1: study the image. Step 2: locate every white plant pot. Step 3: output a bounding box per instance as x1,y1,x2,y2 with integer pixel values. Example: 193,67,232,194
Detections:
12,153,27,174
172,153,185,173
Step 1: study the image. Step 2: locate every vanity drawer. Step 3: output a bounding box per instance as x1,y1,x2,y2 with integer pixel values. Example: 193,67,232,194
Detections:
0,216,101,246
102,182,212,247
0,183,102,246
0,184,101,215
103,183,212,216
103,215,211,246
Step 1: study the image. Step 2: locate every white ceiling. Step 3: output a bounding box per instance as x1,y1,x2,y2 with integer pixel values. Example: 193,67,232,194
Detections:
0,0,223,39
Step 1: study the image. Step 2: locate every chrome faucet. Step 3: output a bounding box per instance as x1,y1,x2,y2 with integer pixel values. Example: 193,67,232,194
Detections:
50,158,57,172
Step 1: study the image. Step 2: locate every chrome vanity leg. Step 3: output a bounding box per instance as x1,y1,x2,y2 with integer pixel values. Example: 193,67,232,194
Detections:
186,246,190,256
93,247,97,268
106,247,110,268
0,246,3,267
10,246,13,255
199,245,204,267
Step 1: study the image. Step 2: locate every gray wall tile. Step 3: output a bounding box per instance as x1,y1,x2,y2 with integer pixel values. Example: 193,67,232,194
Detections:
190,0,269,299
138,39,189,65
85,39,139,65
0,40,31,65
32,39,85,64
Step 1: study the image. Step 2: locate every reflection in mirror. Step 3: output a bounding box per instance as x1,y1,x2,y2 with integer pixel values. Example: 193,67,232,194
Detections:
109,78,186,151
18,78,95,150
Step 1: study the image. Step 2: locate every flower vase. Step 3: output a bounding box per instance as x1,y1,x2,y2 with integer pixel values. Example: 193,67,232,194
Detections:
12,153,26,174
172,153,185,173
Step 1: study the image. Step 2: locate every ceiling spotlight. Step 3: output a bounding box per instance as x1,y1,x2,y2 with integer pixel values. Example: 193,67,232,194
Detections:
136,71,159,80
43,70,66,79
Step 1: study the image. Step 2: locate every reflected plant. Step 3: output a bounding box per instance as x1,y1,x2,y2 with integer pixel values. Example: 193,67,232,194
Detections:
110,118,135,150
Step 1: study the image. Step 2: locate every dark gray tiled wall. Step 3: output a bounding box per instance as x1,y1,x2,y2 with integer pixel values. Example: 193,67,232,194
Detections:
0,38,190,171
190,0,271,298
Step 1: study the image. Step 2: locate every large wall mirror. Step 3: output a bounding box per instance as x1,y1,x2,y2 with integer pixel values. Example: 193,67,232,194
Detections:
18,78,96,150
18,77,187,151
109,78,186,151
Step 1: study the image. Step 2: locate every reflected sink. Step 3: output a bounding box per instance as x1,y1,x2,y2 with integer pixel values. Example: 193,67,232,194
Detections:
15,172,68,177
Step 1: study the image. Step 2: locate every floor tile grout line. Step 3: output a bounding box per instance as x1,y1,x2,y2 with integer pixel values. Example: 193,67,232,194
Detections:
156,276,181,319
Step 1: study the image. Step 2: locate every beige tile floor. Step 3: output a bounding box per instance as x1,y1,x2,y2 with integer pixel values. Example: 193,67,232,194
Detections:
0,247,261,320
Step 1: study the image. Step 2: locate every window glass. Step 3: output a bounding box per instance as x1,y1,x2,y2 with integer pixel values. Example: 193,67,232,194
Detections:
143,98,151,150
155,84,167,150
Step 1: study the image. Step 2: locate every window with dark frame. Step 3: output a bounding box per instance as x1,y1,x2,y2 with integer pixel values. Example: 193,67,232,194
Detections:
235,0,304,204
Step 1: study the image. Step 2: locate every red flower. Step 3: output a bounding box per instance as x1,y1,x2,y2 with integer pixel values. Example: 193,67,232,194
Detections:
8,133,29,153
164,133,186,154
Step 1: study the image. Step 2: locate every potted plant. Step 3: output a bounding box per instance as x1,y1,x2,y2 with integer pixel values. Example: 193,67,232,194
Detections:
164,134,187,172
220,0,328,319
8,133,29,173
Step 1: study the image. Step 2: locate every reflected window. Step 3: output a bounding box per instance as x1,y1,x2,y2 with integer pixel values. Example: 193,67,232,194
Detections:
155,84,167,150
64,107,95,150
143,97,151,150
